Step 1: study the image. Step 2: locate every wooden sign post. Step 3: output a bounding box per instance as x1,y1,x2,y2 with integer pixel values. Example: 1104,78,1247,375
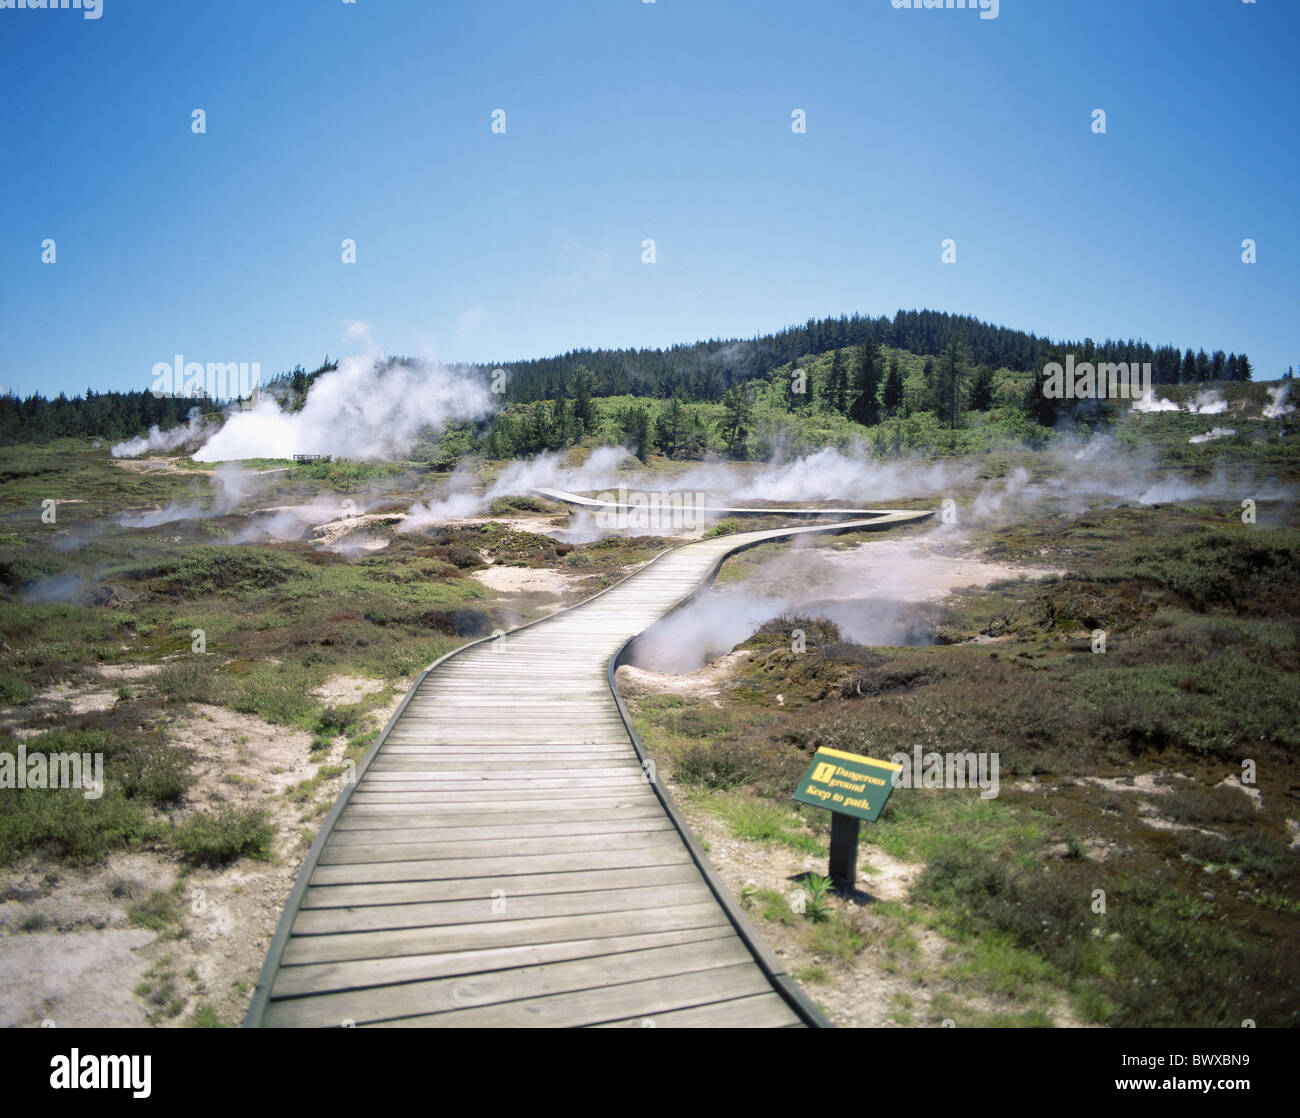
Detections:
793,748,902,891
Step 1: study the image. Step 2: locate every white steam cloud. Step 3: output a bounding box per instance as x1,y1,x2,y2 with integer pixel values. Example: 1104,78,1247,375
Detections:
193,327,493,462
1188,389,1228,415
1188,428,1236,445
1130,388,1228,415
1131,389,1182,413
119,465,253,528
630,531,1056,673
400,446,635,532
111,408,205,458
1264,385,1295,419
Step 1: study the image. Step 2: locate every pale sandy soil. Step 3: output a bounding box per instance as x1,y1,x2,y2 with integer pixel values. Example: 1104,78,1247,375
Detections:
0,675,405,1028
310,675,387,705
110,457,187,474
471,563,584,596
616,650,752,703
310,513,403,551
441,515,566,535
0,683,120,738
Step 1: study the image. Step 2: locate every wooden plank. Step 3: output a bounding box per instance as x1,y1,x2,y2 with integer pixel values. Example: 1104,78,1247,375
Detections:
349,777,645,794
309,844,693,886
292,881,716,935
279,901,729,965
318,829,683,866
333,805,665,830
340,792,659,814
271,924,735,1000
331,815,672,839
365,761,638,775
264,940,757,1028
379,746,631,756
367,963,773,1028
328,819,671,845
346,785,657,805
300,862,702,909
593,992,803,1028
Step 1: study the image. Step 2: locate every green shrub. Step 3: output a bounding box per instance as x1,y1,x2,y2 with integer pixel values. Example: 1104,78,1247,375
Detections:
0,786,153,865
117,744,195,806
188,1004,229,1028
174,807,274,867
674,741,760,790
0,670,35,705
316,703,365,736
1162,783,1255,825
128,888,181,931
228,664,319,726
144,547,310,598
155,659,224,704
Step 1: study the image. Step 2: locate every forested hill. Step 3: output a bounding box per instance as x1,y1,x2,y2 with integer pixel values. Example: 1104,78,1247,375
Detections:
479,308,1253,404
0,308,1253,446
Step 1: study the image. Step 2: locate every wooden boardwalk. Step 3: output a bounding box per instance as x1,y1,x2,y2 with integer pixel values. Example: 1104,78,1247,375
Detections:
246,497,931,1028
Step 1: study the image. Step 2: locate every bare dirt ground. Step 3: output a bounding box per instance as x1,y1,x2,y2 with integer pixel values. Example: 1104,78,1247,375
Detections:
0,675,406,1028
309,513,403,551
311,675,387,705
617,650,752,703
110,457,188,474
471,563,585,597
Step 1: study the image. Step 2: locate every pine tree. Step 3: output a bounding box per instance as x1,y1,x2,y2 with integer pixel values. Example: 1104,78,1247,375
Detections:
936,338,968,429
882,357,904,416
548,397,569,448
660,396,686,458
969,364,995,411
572,365,597,433
922,357,939,413
848,336,882,426
1181,348,1197,383
617,403,653,460
827,349,848,414
718,384,753,457
1024,353,1063,428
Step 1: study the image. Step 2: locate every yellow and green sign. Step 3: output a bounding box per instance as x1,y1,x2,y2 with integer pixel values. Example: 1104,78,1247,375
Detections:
793,747,901,822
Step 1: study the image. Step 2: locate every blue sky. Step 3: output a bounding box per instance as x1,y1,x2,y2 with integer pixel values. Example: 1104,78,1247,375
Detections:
2,0,1297,399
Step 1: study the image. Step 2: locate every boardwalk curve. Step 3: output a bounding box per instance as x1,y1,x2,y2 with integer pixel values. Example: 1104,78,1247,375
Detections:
246,495,932,1028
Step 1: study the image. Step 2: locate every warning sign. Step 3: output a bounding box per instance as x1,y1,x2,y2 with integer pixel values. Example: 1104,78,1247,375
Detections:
793,747,901,823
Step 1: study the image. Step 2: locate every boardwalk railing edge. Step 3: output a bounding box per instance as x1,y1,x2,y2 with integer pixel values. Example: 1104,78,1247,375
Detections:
607,513,935,1029
245,507,931,1027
